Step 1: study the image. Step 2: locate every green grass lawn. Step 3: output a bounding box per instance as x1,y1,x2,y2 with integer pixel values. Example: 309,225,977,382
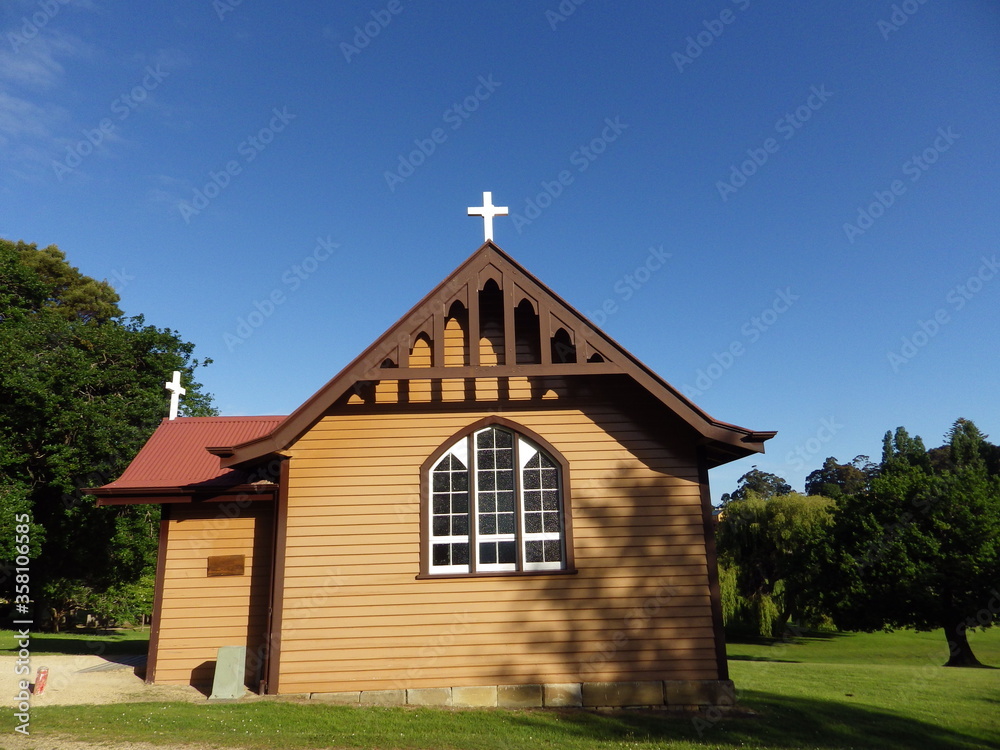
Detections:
0,626,149,656
3,628,998,750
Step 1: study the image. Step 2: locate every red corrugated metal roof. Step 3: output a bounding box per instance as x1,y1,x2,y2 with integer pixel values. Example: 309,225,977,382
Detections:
99,416,285,490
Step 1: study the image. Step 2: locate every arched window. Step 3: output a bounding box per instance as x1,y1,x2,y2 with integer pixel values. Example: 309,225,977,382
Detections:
424,423,569,576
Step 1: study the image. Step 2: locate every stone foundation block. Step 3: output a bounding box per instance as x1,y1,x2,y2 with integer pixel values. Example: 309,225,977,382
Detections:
452,685,498,707
582,680,664,708
498,683,543,708
543,683,583,707
406,687,453,706
310,691,361,704
359,689,406,706
665,680,736,706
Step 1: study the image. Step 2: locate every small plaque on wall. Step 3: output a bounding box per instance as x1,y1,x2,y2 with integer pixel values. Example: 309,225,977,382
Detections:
207,554,245,577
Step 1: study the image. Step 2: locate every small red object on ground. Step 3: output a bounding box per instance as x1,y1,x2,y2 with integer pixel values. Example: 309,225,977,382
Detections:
33,667,48,695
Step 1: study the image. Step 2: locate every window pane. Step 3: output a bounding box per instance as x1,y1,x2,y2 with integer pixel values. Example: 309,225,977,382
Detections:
480,515,496,535
498,513,515,534
480,542,496,564
496,449,512,469
431,451,470,570
496,471,513,490
523,470,539,490
542,491,559,510
480,492,496,512
480,472,496,490
525,540,543,563
497,491,515,512
525,512,542,534
433,544,450,566
524,491,540,511
495,430,513,448
498,541,516,563
543,512,561,533
543,539,562,562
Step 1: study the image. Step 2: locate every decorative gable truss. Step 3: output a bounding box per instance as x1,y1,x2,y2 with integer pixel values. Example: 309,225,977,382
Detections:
350,248,622,406
215,242,774,469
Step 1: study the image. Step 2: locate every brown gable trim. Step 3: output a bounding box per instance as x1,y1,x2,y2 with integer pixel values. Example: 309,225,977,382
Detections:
417,415,575,578
697,448,729,681
90,485,277,506
145,505,170,684
264,458,290,695
218,242,774,468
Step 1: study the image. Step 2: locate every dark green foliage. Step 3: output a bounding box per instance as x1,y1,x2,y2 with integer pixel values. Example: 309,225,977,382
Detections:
804,455,875,498
721,467,793,504
0,238,217,629
717,492,834,636
823,420,1000,666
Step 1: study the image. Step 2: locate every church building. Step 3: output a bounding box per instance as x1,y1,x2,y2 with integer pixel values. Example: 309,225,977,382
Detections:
88,202,774,708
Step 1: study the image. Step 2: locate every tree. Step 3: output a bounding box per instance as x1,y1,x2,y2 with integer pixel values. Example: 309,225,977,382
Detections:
720,467,792,504
824,421,1000,666
0,238,217,629
804,455,875,498
13,240,122,322
716,491,834,636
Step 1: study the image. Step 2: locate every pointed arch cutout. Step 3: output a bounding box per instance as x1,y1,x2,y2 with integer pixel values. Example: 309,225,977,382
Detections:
551,327,576,364
419,416,575,578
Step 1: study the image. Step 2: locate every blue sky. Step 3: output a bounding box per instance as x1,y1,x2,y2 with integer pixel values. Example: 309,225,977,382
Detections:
2,1,998,501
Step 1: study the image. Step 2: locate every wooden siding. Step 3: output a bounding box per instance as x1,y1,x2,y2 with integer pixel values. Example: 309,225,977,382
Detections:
154,502,273,688
277,392,716,694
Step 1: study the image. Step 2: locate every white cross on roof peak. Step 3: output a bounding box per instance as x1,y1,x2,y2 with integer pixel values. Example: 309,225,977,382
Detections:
467,191,508,243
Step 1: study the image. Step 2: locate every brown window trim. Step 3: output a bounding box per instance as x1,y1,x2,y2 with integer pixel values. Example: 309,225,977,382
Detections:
419,415,575,577
415,568,578,581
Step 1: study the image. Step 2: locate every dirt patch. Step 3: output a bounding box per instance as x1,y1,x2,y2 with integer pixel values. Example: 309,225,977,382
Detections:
1,654,206,706
2,654,238,749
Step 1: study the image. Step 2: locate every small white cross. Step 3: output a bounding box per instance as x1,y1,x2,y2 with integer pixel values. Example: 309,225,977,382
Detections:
165,370,186,421
467,191,508,243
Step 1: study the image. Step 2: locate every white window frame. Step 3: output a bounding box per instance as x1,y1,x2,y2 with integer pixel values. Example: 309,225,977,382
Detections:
427,426,566,576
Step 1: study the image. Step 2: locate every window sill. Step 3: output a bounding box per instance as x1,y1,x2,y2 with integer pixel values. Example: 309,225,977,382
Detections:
416,568,578,580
